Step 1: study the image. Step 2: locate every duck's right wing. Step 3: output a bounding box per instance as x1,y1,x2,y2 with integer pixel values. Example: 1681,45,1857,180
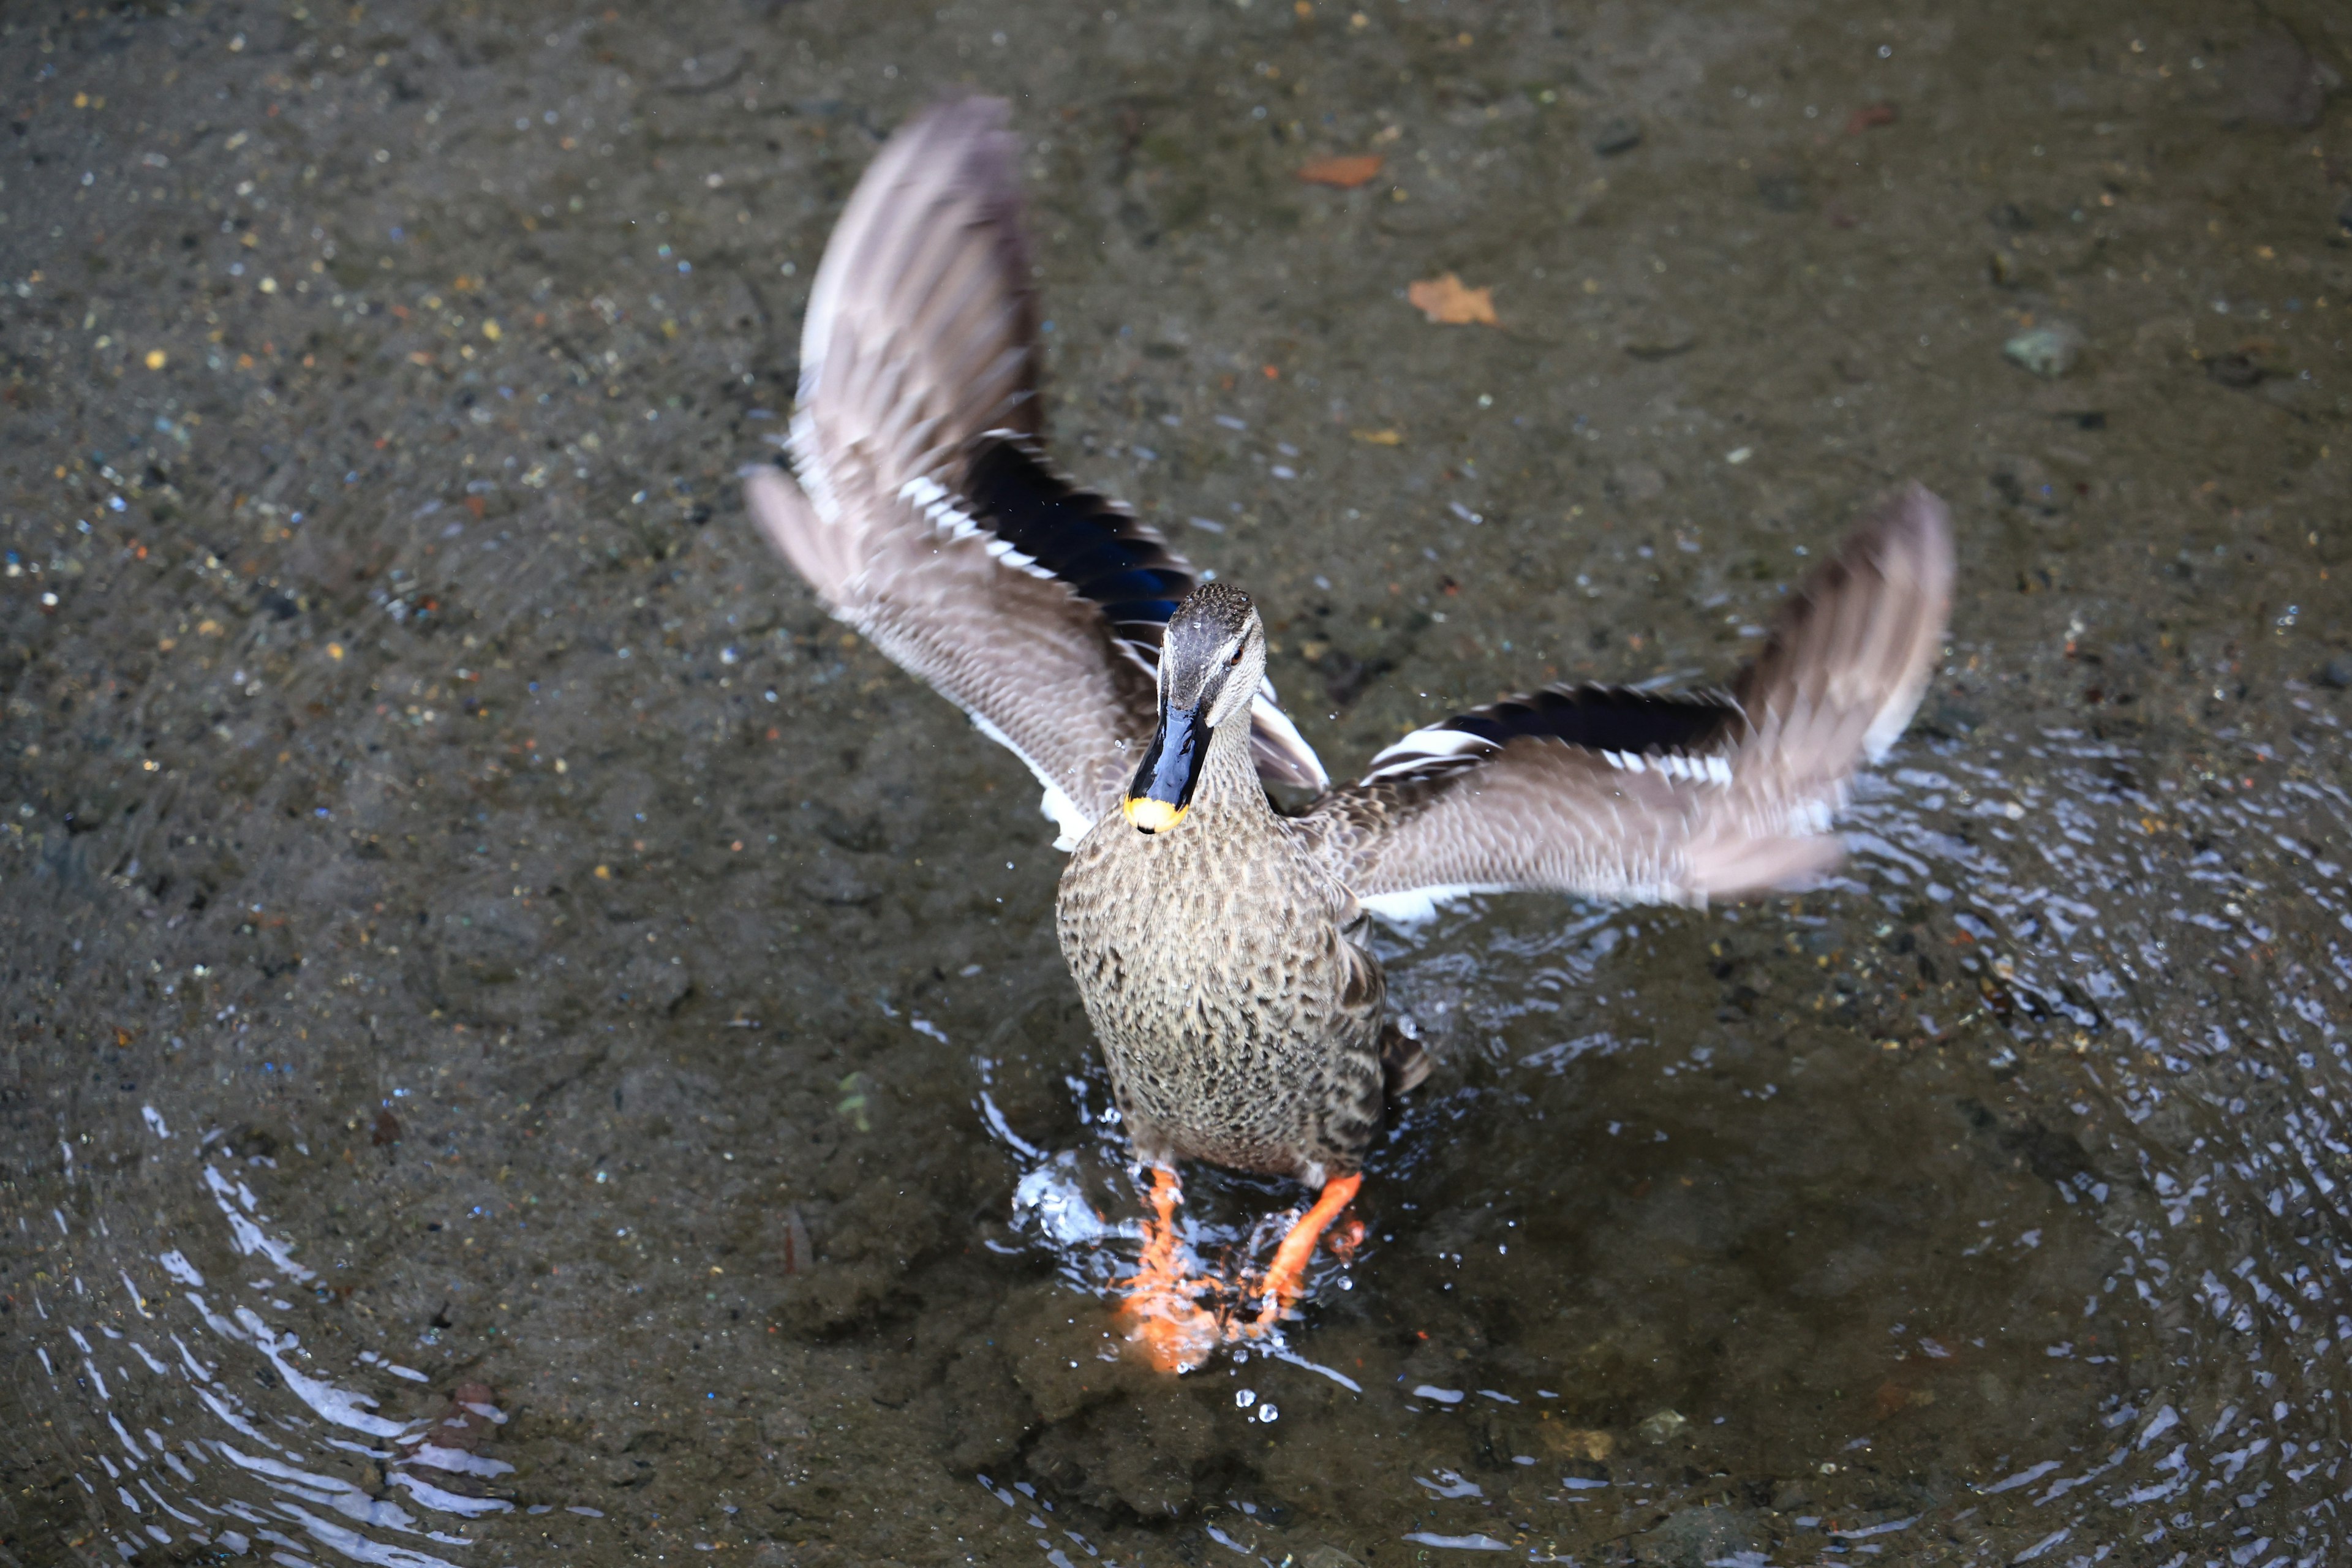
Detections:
1298,484,1954,919
745,98,1324,847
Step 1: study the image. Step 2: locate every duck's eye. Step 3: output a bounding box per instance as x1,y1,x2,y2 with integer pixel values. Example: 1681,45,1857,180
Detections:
1227,644,1245,667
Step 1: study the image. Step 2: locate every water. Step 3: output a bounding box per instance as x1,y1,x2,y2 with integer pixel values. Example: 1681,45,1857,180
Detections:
5,1,2349,1564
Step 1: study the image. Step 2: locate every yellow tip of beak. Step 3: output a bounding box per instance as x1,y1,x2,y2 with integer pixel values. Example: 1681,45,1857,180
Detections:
1123,796,1188,834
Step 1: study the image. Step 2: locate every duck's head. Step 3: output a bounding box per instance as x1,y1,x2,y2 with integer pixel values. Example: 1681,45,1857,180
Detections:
1123,583,1266,834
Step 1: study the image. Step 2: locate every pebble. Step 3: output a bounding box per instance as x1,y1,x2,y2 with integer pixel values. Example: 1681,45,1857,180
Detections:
1755,172,1807,213
1300,1550,1365,1568
2003,324,2082,380
1632,1504,1762,1568
1612,461,1666,501
2206,352,2267,389
1591,116,1642,156
1621,322,1697,360
1636,1407,1689,1443
1924,697,1984,737
2221,33,2330,130
2319,657,2352,690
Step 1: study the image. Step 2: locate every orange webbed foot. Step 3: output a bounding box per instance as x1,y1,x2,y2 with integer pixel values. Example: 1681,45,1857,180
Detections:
1114,1166,1221,1374
1242,1172,1364,1336
1113,1168,1370,1370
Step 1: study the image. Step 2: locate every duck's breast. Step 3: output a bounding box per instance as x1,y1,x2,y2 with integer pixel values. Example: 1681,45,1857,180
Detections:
1054,809,1385,1170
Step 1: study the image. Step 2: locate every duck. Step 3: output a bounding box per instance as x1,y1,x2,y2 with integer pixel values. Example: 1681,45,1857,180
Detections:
745,97,1955,1372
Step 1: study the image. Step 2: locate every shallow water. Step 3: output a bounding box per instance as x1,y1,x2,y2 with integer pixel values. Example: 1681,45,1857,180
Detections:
4,1,2350,1564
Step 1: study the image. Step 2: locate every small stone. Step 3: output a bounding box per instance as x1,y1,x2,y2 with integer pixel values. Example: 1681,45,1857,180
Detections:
1754,172,1807,213
2220,32,2330,130
1300,1550,1366,1568
1920,698,1983,739
1544,1425,1614,1460
757,1406,813,1444
1620,323,1696,361
1632,1505,1762,1568
1318,647,1385,708
2003,324,2083,379
2319,657,2352,690
2339,195,2352,236
2205,352,2266,389
1636,1407,1689,1444
1591,116,1642,155
1611,461,1666,502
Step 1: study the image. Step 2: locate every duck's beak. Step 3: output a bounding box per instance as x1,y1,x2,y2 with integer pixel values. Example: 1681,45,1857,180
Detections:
1124,703,1207,834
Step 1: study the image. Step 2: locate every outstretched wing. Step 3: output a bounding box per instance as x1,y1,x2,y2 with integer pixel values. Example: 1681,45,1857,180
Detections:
1299,484,1954,919
745,97,1324,846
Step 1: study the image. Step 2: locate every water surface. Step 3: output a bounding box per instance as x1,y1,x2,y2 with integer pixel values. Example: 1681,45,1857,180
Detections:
4,0,2350,1564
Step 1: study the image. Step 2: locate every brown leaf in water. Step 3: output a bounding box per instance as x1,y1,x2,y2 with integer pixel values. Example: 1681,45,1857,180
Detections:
371,1108,402,1146
780,1204,814,1274
404,1384,510,1507
1297,153,1384,188
1543,1425,1615,1461
1406,273,1498,325
426,1383,503,1453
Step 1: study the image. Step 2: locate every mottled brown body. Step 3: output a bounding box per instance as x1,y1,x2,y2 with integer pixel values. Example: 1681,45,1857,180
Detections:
1057,728,1387,1185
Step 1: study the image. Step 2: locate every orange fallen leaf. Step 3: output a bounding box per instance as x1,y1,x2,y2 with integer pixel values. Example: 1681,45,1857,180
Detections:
1407,273,1497,325
1297,153,1384,188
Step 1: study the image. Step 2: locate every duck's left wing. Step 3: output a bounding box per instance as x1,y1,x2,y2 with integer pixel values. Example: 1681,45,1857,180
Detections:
745,97,1323,848
1298,484,1953,919
750,445,1186,845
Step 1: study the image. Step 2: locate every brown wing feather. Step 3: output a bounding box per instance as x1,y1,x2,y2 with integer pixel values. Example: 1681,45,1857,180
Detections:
747,97,1324,833
797,96,1039,492
1301,484,1954,913
747,470,1156,837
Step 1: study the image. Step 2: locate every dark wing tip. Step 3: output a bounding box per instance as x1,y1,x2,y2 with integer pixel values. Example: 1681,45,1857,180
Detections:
1360,684,1744,786
1447,685,1744,755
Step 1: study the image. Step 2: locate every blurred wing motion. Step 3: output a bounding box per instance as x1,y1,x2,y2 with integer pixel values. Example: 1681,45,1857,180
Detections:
744,97,1325,847
1303,484,1954,920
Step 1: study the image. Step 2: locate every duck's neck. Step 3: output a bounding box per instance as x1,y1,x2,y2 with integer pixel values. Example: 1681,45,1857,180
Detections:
1188,713,1271,818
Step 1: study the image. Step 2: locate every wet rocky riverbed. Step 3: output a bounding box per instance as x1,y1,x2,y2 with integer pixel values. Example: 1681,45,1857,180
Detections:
4,0,2350,1564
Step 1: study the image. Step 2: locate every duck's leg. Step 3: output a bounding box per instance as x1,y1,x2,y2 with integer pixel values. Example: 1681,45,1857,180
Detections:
1242,1172,1365,1333
1124,1164,1187,1290
1114,1164,1222,1374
